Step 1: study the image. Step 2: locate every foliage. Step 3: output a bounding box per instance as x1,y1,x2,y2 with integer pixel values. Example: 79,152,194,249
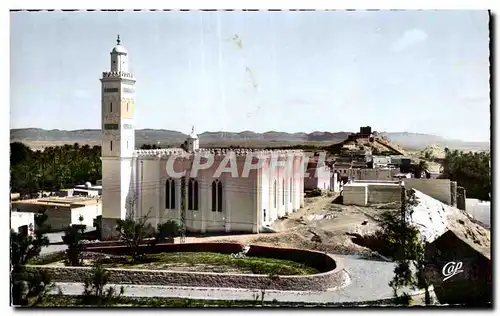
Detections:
10,214,54,306
80,262,124,306
10,142,102,195
39,295,407,307
115,210,154,263
27,251,66,266
11,214,50,270
151,220,180,246
440,148,491,201
380,189,430,305
63,225,86,266
412,160,430,179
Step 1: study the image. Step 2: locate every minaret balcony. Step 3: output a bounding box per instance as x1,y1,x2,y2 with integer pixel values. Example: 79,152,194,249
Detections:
101,71,135,79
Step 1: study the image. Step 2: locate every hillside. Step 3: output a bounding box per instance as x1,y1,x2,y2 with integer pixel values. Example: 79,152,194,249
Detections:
10,128,489,151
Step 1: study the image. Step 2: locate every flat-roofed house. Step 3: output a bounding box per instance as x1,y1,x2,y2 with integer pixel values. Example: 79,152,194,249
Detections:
11,197,102,232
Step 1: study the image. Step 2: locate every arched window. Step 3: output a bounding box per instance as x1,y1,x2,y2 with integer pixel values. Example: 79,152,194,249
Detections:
217,181,223,212
290,177,292,203
211,180,223,212
110,141,113,151
282,178,285,205
273,179,277,208
188,178,199,211
166,179,171,209
211,181,217,212
165,179,176,209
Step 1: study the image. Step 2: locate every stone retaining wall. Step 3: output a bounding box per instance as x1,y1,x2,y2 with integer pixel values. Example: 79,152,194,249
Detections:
28,243,345,291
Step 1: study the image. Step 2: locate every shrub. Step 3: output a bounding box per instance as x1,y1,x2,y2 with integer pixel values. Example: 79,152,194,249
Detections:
80,262,124,306
115,210,155,263
63,225,85,266
151,220,180,246
11,214,54,306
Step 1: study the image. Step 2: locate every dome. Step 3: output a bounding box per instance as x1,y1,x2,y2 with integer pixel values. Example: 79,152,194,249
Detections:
111,44,127,54
111,35,127,54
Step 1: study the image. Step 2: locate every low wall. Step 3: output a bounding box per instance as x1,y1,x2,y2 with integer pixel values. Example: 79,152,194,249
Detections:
28,243,345,292
343,184,368,206
343,183,400,206
367,184,400,204
404,179,452,205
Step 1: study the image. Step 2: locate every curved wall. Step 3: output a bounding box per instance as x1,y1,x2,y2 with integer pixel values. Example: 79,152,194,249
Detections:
29,243,346,291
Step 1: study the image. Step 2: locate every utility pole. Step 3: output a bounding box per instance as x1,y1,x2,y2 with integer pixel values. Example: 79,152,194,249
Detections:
140,160,144,218
180,175,186,243
400,181,407,259
180,156,195,244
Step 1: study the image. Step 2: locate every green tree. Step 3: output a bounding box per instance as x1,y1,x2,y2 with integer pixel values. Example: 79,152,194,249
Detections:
81,262,124,306
10,214,55,306
10,142,103,193
440,148,491,201
62,225,85,266
385,189,430,305
412,160,430,179
115,202,154,263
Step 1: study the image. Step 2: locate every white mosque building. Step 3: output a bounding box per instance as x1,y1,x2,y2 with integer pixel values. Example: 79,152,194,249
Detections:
99,36,306,239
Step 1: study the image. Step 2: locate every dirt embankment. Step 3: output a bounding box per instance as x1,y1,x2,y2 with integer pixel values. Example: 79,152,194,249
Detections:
184,194,391,260
184,191,490,263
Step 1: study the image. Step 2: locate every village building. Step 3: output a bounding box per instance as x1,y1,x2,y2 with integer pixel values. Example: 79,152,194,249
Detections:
11,196,102,232
98,37,305,239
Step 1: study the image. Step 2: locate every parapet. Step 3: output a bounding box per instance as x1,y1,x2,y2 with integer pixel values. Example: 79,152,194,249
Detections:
101,71,135,80
133,147,304,159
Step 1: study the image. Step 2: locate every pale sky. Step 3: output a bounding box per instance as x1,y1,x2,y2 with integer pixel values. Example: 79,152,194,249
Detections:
10,10,490,141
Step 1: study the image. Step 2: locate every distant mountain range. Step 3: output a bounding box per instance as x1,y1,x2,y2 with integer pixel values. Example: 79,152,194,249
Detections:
10,128,490,151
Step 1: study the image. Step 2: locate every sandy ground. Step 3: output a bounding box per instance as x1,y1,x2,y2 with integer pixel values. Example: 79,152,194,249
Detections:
182,194,391,259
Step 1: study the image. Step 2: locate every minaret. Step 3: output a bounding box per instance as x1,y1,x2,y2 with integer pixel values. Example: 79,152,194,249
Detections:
99,35,136,239
187,126,199,152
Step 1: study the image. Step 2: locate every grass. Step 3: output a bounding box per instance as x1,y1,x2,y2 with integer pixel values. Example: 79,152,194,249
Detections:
27,251,318,275
35,294,401,307
101,252,319,275
27,251,66,265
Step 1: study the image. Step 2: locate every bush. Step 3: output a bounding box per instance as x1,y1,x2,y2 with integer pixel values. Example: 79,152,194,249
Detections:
151,220,180,246
115,210,155,263
11,214,54,306
80,262,124,306
63,225,85,266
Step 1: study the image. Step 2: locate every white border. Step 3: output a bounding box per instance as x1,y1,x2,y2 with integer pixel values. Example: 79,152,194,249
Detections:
2,0,497,315
3,0,499,10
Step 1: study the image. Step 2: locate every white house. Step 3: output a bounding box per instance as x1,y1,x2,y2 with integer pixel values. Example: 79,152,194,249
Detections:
99,36,306,239
11,211,35,236
11,197,102,232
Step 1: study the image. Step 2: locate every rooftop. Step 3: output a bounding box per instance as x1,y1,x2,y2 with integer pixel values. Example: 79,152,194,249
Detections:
133,148,304,158
345,182,400,187
11,196,101,209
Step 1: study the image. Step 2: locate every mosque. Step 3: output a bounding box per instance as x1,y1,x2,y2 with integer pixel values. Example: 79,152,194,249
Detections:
99,36,306,239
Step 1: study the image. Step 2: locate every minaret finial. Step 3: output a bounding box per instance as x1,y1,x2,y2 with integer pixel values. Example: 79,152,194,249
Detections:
191,126,195,133
117,34,121,45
